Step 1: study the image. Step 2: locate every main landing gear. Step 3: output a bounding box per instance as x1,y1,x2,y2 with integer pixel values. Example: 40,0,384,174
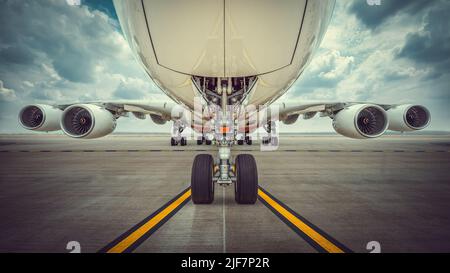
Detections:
261,121,279,146
237,134,253,146
170,121,187,146
196,135,213,145
171,137,187,146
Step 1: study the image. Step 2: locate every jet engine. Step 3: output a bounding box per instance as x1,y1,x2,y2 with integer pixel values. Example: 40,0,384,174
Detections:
332,104,389,139
60,104,116,139
19,104,62,132
387,104,430,132
150,114,167,125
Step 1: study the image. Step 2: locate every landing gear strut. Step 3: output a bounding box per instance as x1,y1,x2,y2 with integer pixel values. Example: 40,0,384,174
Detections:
190,78,258,204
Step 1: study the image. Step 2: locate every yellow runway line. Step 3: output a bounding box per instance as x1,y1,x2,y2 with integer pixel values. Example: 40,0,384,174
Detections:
258,188,351,253
100,188,191,253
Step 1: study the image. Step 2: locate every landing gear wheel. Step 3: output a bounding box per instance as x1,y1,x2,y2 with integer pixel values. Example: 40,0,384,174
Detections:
197,136,205,145
170,137,178,146
262,137,278,146
245,136,252,145
234,154,258,204
205,139,212,145
191,154,214,204
237,139,244,145
180,137,187,146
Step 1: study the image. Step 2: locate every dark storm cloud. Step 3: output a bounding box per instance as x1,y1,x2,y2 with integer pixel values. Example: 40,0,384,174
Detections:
0,0,120,84
0,45,35,65
397,2,450,77
349,0,435,29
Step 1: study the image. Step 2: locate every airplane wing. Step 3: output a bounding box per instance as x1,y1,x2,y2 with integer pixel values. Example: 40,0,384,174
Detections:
273,101,431,139
56,100,183,122
18,100,193,139
19,99,430,141
279,102,393,119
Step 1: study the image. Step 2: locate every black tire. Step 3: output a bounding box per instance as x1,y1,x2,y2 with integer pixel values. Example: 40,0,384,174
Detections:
191,154,214,204
237,139,244,145
171,137,178,146
261,137,270,145
235,154,258,204
197,138,203,145
246,136,252,145
180,137,187,146
205,139,212,145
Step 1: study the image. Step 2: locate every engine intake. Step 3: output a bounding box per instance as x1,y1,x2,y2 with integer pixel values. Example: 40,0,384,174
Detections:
333,104,388,139
61,104,116,139
19,104,62,131
388,105,430,131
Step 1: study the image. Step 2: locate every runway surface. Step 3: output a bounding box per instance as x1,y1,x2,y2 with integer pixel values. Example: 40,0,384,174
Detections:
1,134,450,253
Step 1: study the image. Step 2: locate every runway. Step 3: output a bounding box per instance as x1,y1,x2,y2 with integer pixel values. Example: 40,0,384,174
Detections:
1,134,450,253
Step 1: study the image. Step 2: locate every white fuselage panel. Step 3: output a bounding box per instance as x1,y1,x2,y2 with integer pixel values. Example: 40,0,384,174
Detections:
113,0,335,109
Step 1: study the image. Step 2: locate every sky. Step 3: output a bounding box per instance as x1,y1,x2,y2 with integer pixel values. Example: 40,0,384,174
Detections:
0,0,449,133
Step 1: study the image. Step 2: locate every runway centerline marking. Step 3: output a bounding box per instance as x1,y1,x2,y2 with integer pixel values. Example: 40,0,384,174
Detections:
258,187,352,253
222,186,226,253
99,187,191,253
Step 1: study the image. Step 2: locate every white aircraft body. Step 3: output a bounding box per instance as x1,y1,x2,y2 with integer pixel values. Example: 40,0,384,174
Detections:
19,0,431,204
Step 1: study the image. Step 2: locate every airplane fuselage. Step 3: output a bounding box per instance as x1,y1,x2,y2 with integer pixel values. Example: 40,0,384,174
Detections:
113,0,335,110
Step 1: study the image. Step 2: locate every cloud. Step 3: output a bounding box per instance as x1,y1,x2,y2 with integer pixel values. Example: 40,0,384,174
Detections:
295,50,355,90
84,0,118,21
0,0,448,134
349,0,435,29
113,78,151,100
280,0,450,132
0,0,146,94
0,0,166,133
0,0,125,84
0,44,36,65
0,81,16,102
397,1,450,78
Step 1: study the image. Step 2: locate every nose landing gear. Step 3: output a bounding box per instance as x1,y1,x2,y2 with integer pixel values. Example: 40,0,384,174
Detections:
191,139,258,205
190,76,258,205
191,151,258,205
234,154,258,204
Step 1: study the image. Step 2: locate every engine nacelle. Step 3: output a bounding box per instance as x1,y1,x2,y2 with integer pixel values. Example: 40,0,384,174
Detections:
60,104,116,139
150,114,167,125
281,114,300,125
19,104,62,132
387,104,430,132
333,104,389,139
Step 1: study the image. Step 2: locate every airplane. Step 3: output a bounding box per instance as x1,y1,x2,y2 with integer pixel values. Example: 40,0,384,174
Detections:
18,0,431,205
